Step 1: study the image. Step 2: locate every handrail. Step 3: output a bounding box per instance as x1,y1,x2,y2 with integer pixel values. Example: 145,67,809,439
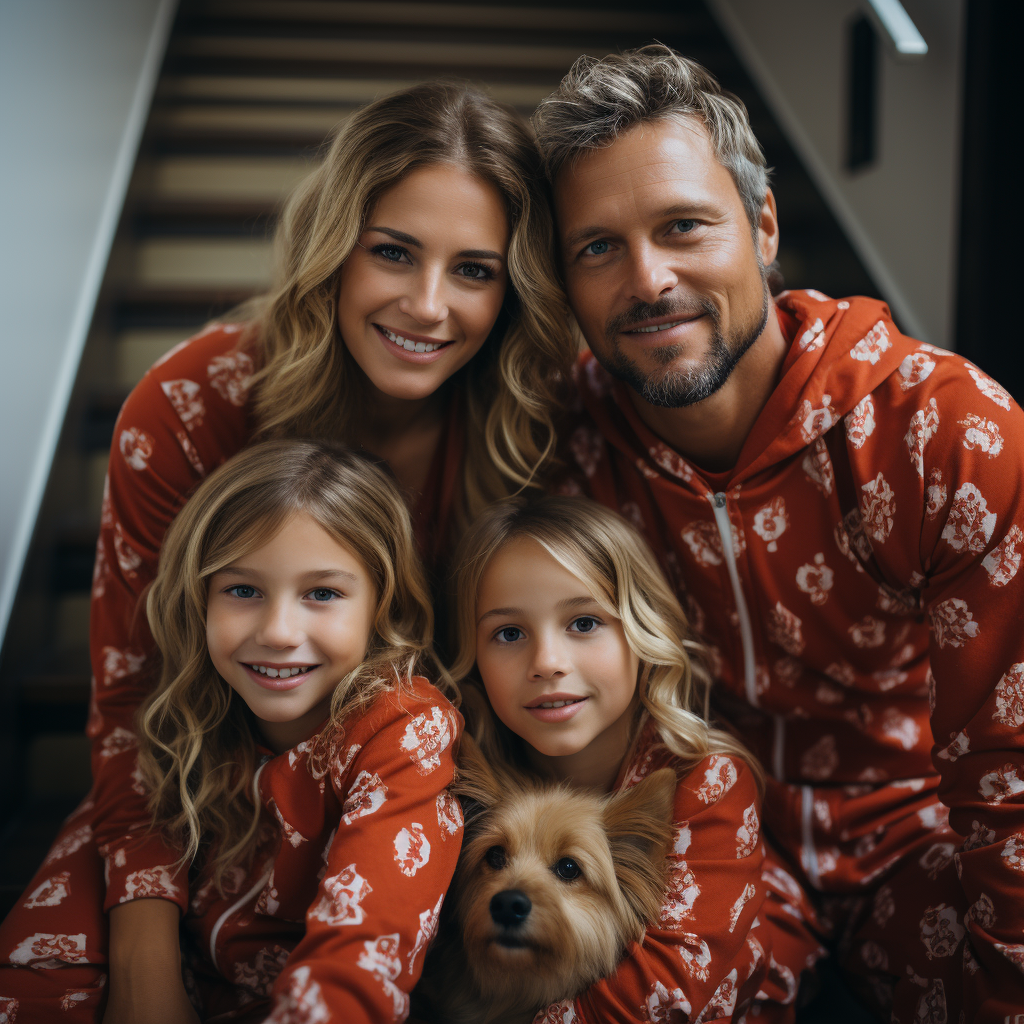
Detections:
864,0,928,59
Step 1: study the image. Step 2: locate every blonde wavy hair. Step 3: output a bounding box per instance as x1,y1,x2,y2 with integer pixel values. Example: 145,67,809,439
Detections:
238,81,576,523
138,440,451,889
451,496,755,779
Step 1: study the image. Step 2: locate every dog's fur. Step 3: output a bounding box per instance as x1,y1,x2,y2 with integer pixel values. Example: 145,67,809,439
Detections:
414,737,677,1024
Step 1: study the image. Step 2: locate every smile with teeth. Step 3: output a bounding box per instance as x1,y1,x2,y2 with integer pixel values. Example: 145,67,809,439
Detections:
248,664,315,679
378,325,448,353
532,698,585,709
628,319,690,334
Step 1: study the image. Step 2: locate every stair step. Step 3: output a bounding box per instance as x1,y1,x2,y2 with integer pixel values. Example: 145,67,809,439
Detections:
115,328,192,387
130,237,273,289
114,287,255,329
141,155,312,202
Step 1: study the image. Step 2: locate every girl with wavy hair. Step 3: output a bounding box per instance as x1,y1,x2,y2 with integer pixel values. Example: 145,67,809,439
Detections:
1,440,463,1021
0,81,576,1024
449,497,797,1022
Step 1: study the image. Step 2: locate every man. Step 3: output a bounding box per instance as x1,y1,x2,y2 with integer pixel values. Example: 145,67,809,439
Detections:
534,44,1024,1023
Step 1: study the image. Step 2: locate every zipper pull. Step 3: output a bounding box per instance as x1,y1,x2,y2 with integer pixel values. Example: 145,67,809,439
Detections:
714,491,727,508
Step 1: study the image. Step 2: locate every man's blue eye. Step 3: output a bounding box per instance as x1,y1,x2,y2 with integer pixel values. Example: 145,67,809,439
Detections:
571,617,597,633
228,585,257,599
585,240,610,256
673,220,697,233
499,627,522,643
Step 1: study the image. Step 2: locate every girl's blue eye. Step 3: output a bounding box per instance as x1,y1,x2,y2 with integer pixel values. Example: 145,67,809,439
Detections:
584,240,609,256
497,626,523,643
227,585,257,599
570,616,598,633
310,588,337,602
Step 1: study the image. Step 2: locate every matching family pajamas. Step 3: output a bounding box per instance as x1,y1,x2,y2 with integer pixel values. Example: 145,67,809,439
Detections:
563,289,1024,1021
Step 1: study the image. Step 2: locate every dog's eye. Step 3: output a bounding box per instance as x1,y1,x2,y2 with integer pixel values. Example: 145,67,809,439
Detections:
553,857,582,881
485,845,507,870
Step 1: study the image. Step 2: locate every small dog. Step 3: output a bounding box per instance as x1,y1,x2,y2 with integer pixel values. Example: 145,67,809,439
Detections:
414,737,677,1024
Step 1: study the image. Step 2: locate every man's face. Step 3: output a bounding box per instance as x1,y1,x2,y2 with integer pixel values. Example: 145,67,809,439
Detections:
554,117,776,407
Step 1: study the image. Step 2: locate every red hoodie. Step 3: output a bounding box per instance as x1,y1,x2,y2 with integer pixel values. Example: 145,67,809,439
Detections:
563,290,1024,1020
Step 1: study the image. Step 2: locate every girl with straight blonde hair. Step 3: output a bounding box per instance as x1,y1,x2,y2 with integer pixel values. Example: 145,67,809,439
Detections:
0,440,464,1022
3,79,577,1024
450,496,797,1022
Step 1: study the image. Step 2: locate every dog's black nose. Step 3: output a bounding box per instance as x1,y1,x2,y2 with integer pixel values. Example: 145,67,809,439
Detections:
490,889,531,927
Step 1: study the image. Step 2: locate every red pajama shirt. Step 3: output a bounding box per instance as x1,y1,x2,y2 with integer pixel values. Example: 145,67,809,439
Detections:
561,291,1024,1022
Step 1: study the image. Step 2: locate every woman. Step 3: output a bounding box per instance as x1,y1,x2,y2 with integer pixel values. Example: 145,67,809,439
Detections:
0,82,575,1023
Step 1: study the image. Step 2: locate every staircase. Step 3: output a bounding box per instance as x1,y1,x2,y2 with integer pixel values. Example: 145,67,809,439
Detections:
0,0,878,914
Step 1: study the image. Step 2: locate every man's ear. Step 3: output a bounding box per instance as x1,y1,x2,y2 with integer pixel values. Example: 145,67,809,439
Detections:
758,188,780,267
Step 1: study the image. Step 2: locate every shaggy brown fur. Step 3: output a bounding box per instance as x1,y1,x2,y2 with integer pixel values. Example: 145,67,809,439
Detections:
413,738,676,1024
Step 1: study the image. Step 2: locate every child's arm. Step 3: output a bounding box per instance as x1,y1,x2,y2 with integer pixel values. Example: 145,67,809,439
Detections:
548,755,773,1024
265,688,463,1023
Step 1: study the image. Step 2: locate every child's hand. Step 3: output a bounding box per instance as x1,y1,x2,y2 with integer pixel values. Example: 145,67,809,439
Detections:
104,898,199,1024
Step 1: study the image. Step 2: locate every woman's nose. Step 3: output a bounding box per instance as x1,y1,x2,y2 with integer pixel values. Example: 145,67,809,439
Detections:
399,266,449,325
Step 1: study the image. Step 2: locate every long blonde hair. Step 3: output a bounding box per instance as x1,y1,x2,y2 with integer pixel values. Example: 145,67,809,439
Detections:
138,440,451,887
239,81,576,522
451,496,755,779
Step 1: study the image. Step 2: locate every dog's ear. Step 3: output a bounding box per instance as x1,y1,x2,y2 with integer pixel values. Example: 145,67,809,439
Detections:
453,732,507,810
602,768,677,927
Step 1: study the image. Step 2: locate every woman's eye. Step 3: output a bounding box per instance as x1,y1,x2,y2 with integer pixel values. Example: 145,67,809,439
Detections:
554,857,581,881
583,240,610,257
497,626,523,644
485,845,507,870
671,219,697,234
570,616,598,634
370,243,408,263
456,262,494,281
227,585,257,599
309,588,338,602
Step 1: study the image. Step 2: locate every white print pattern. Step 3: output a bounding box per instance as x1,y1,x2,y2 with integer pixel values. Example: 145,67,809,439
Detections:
695,968,738,1024
936,730,970,762
357,934,408,1020
436,790,462,839
898,351,936,390
879,707,920,750
848,616,885,648
872,667,907,691
816,681,845,704
9,932,87,968
968,366,1012,410
234,945,290,998
535,1000,577,1024
775,655,803,686
850,320,891,364
309,864,372,927
175,429,204,475
394,823,431,877
22,871,71,909
660,862,700,927
797,317,824,352
919,843,956,881
845,395,876,448
92,537,109,599
678,933,712,982
766,952,798,1003
752,496,789,551
44,824,91,866
160,379,204,431
967,893,997,931
793,395,838,444
860,941,888,971
959,413,1004,457
802,436,835,496
929,598,980,649
342,771,388,825
994,943,1024,975
99,727,137,761
208,351,254,405
400,708,453,775
329,741,362,794
681,521,723,566
672,822,692,857
859,472,896,543
872,885,895,928
964,820,996,851
978,763,1024,804
407,894,443,975
1002,834,1024,876
121,866,179,902
112,523,142,579
983,525,1023,586
942,482,996,553
119,427,154,470
907,972,947,1024
904,399,939,479
60,991,91,1011
643,981,691,1022
826,661,856,686
649,442,694,484
801,735,838,781
919,904,964,959
736,805,759,858
728,882,758,933
696,756,738,805
569,426,603,477
917,804,950,830
926,468,947,520
621,501,645,531
101,646,145,687
767,601,804,656
0,998,17,1022
266,965,330,1024
994,664,1024,728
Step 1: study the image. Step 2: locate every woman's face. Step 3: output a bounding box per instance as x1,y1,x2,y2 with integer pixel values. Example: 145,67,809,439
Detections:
337,163,510,403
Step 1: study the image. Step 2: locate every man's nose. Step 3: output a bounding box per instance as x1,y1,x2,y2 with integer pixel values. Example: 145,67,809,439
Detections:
625,244,678,305
398,266,449,325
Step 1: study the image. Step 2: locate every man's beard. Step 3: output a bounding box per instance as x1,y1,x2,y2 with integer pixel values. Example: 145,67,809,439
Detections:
599,280,771,409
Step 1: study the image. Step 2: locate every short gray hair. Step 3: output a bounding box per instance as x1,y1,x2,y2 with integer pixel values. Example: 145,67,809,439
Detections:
533,44,769,230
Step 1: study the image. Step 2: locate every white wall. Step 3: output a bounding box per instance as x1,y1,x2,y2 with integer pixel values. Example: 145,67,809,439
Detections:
706,0,965,348
0,0,178,645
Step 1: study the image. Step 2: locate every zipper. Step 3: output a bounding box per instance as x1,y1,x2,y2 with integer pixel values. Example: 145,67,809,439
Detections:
800,786,820,889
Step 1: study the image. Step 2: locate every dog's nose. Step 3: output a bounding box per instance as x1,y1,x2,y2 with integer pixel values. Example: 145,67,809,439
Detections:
490,889,532,928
